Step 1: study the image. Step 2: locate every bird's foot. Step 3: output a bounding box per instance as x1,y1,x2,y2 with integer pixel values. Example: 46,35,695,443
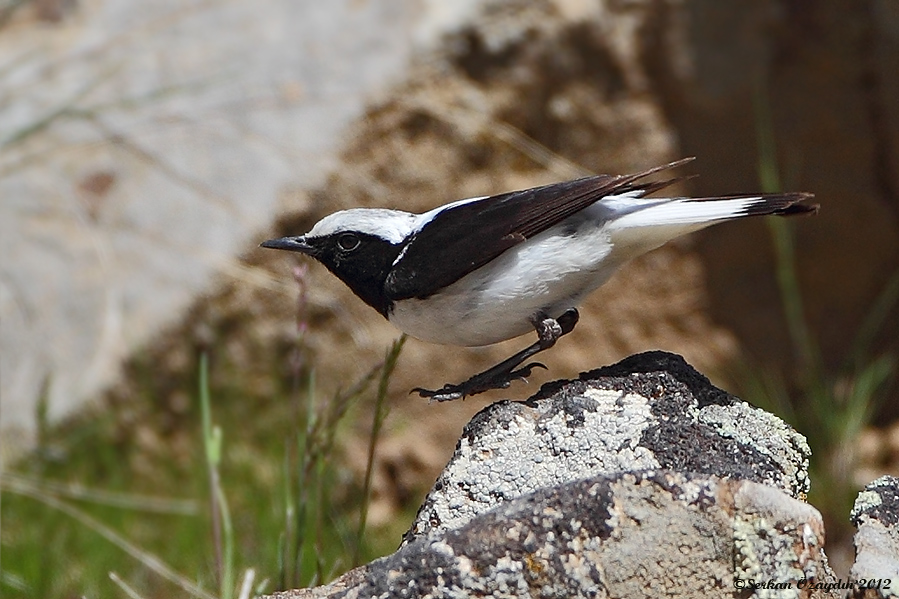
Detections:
414,308,579,403
412,362,547,402
534,317,563,348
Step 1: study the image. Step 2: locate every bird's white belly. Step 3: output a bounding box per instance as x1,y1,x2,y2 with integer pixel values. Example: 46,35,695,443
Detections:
388,223,620,346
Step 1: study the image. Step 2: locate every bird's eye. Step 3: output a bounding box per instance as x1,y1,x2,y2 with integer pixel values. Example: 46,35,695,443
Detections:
337,233,360,251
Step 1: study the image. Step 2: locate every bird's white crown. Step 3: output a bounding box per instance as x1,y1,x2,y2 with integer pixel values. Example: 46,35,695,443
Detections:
306,208,419,244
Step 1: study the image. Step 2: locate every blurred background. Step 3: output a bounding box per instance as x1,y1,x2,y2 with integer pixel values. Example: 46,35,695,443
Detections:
2,0,897,596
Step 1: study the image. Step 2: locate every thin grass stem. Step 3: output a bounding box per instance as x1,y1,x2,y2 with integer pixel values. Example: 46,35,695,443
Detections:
354,335,407,565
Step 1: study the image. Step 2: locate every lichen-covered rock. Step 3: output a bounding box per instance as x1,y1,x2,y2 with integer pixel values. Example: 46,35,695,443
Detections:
404,351,810,544
264,471,835,599
849,476,899,599
262,352,831,598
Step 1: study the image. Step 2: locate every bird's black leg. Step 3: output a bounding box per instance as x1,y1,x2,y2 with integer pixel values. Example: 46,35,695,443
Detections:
413,308,580,402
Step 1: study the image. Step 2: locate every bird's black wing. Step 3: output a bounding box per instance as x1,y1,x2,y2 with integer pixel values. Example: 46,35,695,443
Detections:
384,159,693,300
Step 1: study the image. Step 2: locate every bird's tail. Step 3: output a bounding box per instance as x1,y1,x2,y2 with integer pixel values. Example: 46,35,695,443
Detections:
609,192,817,229
606,191,817,255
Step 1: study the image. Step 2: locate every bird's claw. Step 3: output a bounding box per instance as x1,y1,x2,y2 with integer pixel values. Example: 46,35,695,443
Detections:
411,387,464,402
509,362,547,380
412,362,548,402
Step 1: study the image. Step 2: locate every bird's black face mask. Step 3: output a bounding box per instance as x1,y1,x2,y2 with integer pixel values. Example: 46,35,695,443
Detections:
262,232,403,317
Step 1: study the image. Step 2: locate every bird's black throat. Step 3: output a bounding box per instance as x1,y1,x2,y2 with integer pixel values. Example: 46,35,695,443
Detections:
304,232,404,318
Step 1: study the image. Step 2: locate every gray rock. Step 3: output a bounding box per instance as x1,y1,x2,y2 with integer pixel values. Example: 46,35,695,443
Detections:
264,472,834,599
264,352,835,598
849,476,899,599
404,351,810,544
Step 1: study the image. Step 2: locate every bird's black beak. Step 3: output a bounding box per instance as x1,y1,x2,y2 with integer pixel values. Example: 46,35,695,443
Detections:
260,236,314,254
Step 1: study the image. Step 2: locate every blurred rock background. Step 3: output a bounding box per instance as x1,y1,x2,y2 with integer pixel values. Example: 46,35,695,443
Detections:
0,0,423,445
2,0,898,590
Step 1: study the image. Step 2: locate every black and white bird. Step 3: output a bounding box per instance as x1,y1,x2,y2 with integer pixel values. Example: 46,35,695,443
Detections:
262,159,816,401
